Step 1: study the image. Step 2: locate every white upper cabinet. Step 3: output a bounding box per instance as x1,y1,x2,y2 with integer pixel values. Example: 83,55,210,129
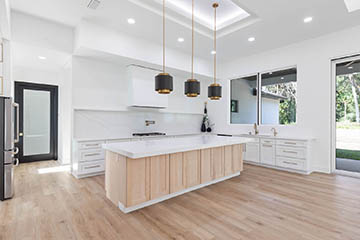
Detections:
127,65,169,109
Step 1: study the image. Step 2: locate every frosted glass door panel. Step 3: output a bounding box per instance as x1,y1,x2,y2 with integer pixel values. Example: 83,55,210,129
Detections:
23,90,51,156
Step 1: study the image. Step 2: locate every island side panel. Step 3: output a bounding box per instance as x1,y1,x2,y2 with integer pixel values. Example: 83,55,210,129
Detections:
224,146,233,176
200,148,212,184
211,147,225,180
150,155,170,199
233,144,244,172
105,151,127,206
170,152,185,193
127,157,150,207
183,150,201,188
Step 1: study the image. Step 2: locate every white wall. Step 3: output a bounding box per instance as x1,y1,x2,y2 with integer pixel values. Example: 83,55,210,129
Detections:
74,110,203,140
0,39,11,97
72,56,211,139
11,11,73,53
210,24,360,173
72,56,211,114
75,20,212,77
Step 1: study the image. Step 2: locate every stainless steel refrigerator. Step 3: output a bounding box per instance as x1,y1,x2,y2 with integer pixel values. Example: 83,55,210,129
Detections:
0,96,19,201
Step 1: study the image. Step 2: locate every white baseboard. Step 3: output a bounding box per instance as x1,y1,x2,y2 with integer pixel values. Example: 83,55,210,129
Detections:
118,172,241,213
72,171,105,179
244,161,312,175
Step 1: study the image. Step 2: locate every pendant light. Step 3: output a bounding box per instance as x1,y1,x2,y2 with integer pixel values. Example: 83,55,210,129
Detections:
155,0,174,94
185,0,200,97
208,2,222,100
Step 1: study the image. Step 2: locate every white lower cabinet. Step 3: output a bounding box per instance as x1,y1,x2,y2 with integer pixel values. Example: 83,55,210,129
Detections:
244,137,312,174
244,142,260,163
260,140,276,165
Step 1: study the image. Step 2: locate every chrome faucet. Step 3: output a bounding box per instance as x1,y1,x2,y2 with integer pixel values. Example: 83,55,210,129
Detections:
253,123,259,135
145,120,155,126
271,128,278,137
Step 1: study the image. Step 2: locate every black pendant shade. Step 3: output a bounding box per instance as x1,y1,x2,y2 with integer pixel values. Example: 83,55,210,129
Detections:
155,73,173,94
185,79,200,97
208,83,222,100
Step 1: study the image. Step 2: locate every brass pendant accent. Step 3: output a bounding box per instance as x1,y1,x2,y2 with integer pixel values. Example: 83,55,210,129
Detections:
158,89,171,94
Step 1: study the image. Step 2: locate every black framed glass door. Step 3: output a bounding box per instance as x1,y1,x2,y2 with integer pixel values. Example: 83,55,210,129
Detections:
14,82,58,163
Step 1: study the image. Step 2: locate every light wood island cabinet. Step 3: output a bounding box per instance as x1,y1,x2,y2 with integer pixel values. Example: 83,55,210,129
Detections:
105,144,245,213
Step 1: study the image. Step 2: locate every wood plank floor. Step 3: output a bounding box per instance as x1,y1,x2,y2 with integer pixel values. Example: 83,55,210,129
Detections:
1,161,360,240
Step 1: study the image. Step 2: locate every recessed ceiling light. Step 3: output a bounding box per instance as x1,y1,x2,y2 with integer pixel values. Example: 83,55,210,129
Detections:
348,66,354,69
211,50,216,55
304,17,313,23
127,18,136,24
38,56,47,60
248,37,255,42
177,38,185,43
281,77,285,80
269,72,273,75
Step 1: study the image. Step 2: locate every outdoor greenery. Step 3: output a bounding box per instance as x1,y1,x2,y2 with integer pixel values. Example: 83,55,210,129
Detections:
336,74,360,122
263,82,297,125
336,73,360,161
336,149,360,161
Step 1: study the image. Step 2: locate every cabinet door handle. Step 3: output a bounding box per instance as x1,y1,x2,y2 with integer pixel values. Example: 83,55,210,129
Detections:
85,144,100,147
283,150,297,154
84,165,101,169
283,161,298,165
284,142,297,145
84,153,101,157
262,144,273,147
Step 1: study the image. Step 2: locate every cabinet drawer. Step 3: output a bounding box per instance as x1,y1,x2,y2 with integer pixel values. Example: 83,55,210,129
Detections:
276,157,305,171
79,149,104,162
79,141,104,150
276,140,306,147
79,161,105,175
276,146,306,159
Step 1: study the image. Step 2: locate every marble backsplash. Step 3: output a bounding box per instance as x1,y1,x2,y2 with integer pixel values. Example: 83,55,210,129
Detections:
74,110,204,139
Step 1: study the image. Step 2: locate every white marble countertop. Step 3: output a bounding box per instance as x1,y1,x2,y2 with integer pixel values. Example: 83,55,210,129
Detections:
103,135,254,159
74,133,208,142
233,134,315,141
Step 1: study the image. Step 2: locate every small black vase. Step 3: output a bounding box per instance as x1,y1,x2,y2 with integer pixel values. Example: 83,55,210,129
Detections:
201,123,206,132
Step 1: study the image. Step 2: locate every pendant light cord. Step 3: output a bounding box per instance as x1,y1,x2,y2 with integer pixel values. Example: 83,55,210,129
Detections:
163,0,166,73
191,0,194,80
214,4,217,84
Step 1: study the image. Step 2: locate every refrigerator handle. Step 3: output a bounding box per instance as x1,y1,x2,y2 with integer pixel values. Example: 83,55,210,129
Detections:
13,103,20,143
14,158,19,167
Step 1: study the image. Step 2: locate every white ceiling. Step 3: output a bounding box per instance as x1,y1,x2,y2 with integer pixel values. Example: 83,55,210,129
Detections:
344,0,360,12
9,0,360,62
153,0,250,30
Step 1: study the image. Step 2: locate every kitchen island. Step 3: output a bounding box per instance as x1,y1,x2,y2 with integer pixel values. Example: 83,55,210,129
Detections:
103,135,253,213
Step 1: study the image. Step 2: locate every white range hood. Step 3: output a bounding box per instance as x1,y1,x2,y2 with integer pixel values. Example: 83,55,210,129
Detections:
127,65,169,109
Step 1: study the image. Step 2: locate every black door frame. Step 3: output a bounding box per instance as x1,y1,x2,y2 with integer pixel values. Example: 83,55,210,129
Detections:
14,82,58,163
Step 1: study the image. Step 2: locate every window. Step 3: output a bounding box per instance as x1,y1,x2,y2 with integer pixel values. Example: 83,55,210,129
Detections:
230,75,258,124
230,67,297,125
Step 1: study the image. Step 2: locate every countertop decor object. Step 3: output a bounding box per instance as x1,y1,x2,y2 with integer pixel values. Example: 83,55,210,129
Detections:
155,0,173,95
184,0,200,98
208,3,222,101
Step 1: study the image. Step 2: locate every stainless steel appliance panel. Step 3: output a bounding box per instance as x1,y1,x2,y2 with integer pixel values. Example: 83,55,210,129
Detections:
3,151,13,164
4,98,14,151
4,164,14,199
